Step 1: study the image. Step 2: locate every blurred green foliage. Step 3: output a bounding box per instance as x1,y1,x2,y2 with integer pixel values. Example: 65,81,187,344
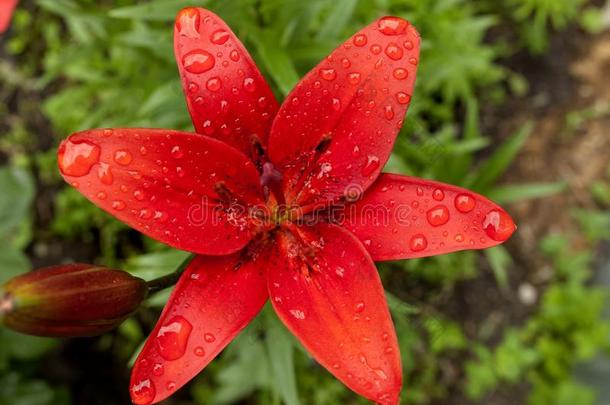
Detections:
1,0,609,404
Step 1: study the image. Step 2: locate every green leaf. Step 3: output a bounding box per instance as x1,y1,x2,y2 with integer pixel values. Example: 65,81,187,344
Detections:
469,121,533,190
251,29,300,96
0,167,35,238
265,315,300,405
109,0,202,21
0,248,30,285
486,181,566,204
124,249,190,281
316,0,358,40
484,246,512,292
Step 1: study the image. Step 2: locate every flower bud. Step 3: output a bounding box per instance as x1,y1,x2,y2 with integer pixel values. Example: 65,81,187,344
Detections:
0,263,148,337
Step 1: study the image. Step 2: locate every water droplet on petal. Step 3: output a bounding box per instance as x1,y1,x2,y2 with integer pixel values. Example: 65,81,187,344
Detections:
362,155,380,177
416,186,424,196
194,346,205,357
432,188,444,201
355,302,365,313
131,379,155,405
206,77,221,92
483,209,515,241
176,8,200,38
409,234,427,252
404,40,414,50
393,68,408,80
114,150,133,166
341,58,351,68
384,43,403,60
378,16,409,35
152,363,164,376
426,205,450,226
455,193,475,213
58,139,100,177
98,163,113,185
166,381,176,391
243,77,256,92
384,105,395,120
370,44,382,55
182,50,215,74
395,92,411,104
112,200,126,211
319,68,337,81
408,57,418,65
210,29,230,44
353,34,367,46
348,72,361,85
455,233,465,242
171,145,184,159
204,333,216,343
155,316,193,361
332,98,341,111
187,82,199,93
229,50,240,61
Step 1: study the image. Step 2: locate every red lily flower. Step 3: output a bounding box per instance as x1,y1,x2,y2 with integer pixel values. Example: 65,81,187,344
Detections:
0,0,18,34
57,7,516,405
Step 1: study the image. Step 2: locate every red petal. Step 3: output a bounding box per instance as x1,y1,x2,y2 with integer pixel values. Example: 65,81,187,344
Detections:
341,174,517,261
268,223,401,404
57,128,263,255
268,16,420,207
130,253,268,405
174,7,280,159
0,0,18,33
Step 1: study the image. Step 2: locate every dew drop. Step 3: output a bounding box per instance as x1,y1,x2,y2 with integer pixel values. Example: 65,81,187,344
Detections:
409,234,427,252
152,363,164,376
332,98,341,111
432,188,444,201
416,186,424,196
187,82,199,93
58,139,100,177
97,163,113,185
395,92,411,104
378,16,409,35
204,333,216,343
408,57,418,65
353,34,367,47
182,49,215,74
96,191,107,200
355,301,365,313
384,105,395,120
348,72,361,85
139,146,148,156
426,205,450,227
384,43,403,60
362,155,380,177
171,145,184,159
133,190,145,201
210,29,230,45
404,40,414,50
370,44,382,55
393,68,408,80
131,379,155,405
155,316,193,361
243,77,256,92
176,8,200,38
319,68,337,81
114,150,133,166
194,346,205,357
229,49,240,61
341,58,351,68
455,193,475,213
455,233,465,242
112,200,126,211
166,381,176,391
482,209,515,241
206,76,221,92
352,145,361,157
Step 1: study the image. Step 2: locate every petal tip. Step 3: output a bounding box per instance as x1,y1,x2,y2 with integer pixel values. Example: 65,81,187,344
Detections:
483,208,516,242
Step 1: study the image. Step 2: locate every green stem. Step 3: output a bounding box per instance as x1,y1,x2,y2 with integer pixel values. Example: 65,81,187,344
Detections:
146,254,195,295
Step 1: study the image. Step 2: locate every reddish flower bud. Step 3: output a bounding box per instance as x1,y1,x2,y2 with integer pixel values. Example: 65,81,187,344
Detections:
0,263,148,337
